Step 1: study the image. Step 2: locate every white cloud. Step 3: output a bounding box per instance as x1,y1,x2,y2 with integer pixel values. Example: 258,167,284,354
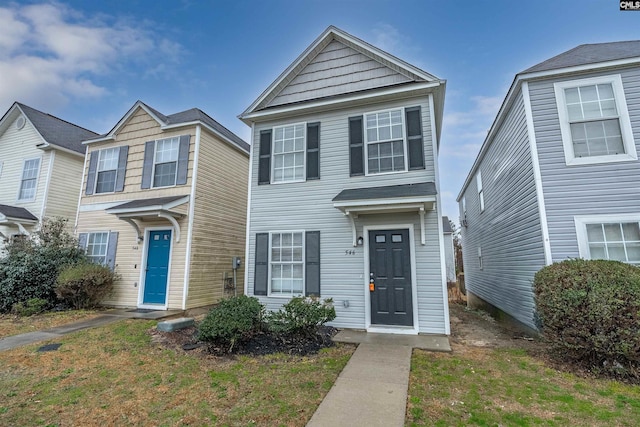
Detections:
0,2,182,113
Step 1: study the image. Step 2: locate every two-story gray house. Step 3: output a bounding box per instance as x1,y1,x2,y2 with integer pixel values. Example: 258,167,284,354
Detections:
458,41,640,331
240,26,449,335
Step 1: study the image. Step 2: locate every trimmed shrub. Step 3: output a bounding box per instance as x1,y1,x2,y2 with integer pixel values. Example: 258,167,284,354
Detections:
12,298,50,317
55,263,117,309
0,218,87,313
534,259,640,380
197,295,265,351
267,296,336,337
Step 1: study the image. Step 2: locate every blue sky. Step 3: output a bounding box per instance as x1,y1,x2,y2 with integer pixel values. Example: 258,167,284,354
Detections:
1,0,638,222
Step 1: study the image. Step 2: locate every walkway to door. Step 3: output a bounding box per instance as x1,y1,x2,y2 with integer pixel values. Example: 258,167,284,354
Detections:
306,330,450,427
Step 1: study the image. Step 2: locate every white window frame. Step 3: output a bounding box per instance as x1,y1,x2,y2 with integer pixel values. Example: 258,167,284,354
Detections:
17,157,41,202
267,230,305,297
151,137,180,188
476,171,484,212
94,147,120,194
271,123,306,184
554,74,636,166
364,107,408,176
574,214,640,265
84,231,110,265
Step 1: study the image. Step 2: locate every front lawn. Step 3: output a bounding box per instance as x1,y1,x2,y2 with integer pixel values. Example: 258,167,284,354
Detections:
0,319,354,426
408,344,640,426
0,309,101,338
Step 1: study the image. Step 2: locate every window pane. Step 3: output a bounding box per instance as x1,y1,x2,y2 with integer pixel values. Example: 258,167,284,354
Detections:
626,243,640,263
608,244,626,262
604,223,623,241
597,83,614,100
565,87,580,103
622,223,640,241
153,162,177,187
272,124,305,183
589,243,607,259
600,100,617,117
586,224,604,242
96,170,116,193
579,85,598,102
567,104,583,121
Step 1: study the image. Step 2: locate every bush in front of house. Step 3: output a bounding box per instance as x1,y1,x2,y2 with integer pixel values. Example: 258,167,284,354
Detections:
11,298,50,317
267,296,336,337
197,295,265,351
533,258,640,381
0,218,87,313
55,262,118,309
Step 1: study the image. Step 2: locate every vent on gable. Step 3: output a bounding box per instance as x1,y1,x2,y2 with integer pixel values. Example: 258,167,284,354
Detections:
15,116,25,130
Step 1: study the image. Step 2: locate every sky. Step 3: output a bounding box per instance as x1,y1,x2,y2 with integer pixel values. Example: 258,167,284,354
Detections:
0,0,638,223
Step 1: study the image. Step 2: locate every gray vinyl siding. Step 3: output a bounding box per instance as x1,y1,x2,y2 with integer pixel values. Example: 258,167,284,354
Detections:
459,91,545,329
529,65,640,261
268,40,412,108
247,96,447,334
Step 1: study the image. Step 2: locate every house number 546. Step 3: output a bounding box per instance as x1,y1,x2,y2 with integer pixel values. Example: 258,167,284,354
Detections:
345,250,356,255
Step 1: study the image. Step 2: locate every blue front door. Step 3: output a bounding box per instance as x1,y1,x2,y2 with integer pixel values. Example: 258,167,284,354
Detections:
143,230,172,304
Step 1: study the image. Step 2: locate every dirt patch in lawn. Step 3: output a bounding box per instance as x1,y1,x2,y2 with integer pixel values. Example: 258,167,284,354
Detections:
0,309,103,338
150,324,338,358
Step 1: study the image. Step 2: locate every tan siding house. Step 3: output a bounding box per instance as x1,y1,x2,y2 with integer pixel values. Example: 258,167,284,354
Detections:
0,102,97,246
75,101,249,310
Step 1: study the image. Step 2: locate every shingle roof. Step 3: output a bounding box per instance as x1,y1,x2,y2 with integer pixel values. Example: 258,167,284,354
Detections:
333,182,437,202
16,103,98,154
106,195,187,211
442,216,453,233
523,40,640,74
0,204,38,221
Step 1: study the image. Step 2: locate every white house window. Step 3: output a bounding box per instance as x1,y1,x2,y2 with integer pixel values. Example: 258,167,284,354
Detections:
554,75,636,165
153,137,179,187
86,232,109,265
95,147,119,193
270,232,304,295
365,109,406,174
18,158,40,201
575,216,640,265
477,171,484,212
273,124,305,183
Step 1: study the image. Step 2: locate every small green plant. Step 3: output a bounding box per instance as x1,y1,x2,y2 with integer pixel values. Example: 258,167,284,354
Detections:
534,258,640,381
55,263,117,309
11,298,50,317
197,295,265,351
267,296,336,337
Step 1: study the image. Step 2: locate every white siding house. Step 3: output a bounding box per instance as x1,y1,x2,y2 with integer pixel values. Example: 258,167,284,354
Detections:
0,102,97,247
458,41,640,330
240,26,449,335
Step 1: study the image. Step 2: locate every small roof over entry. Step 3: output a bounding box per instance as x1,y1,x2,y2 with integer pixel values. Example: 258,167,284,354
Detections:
332,183,437,246
106,195,188,242
0,204,38,237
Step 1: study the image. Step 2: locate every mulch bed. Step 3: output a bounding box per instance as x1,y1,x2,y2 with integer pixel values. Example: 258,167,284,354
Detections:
150,325,338,358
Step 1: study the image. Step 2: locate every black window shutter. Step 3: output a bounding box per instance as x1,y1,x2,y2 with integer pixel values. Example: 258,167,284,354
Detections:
78,232,88,250
106,231,119,270
305,231,321,296
115,146,129,192
258,130,272,185
176,135,191,185
349,116,364,176
306,122,320,180
254,233,269,295
406,106,425,170
141,141,155,189
85,152,99,195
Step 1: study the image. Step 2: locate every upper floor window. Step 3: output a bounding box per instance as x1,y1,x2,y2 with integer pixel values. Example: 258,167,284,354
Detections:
575,215,640,265
273,124,305,183
153,137,180,187
18,158,40,201
365,109,406,174
96,148,120,193
554,75,636,166
476,171,484,212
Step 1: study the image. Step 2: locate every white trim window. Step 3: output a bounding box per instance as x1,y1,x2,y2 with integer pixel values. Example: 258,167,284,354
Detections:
86,232,109,265
365,108,406,174
575,216,640,265
95,147,119,193
153,137,179,187
476,171,484,212
270,231,304,296
554,75,636,165
272,123,305,183
18,158,41,201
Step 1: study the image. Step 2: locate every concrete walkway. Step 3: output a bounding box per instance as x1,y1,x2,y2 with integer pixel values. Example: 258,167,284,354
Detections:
307,331,450,427
0,308,181,352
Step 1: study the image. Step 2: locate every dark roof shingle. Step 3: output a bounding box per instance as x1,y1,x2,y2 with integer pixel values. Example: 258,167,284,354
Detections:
0,204,38,221
333,182,437,202
106,195,187,211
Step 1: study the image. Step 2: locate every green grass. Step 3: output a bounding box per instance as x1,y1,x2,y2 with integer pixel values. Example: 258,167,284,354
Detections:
0,319,353,426
0,309,101,338
407,347,640,426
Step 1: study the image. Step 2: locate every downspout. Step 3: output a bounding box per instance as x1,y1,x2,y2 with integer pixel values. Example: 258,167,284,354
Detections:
182,125,201,310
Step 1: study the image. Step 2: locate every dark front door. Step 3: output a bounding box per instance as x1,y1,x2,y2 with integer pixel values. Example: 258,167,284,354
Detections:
143,230,172,304
369,229,413,326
